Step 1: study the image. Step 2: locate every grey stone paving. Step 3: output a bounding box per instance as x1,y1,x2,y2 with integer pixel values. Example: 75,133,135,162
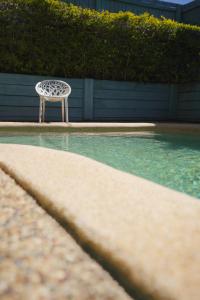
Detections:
0,169,131,300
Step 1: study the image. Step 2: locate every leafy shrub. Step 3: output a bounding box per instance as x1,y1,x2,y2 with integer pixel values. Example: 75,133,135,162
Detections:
0,0,199,83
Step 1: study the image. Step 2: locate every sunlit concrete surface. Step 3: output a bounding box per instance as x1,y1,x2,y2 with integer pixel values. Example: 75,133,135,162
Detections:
0,122,200,133
1,144,200,299
0,169,131,300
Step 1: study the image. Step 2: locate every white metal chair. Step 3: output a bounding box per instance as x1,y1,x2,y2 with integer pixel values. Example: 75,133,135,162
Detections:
35,80,71,122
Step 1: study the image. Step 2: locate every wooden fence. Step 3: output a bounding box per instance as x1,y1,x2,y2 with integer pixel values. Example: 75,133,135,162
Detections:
0,74,84,122
177,84,200,122
0,73,179,122
63,0,200,25
182,0,200,26
1,73,199,122
93,80,175,121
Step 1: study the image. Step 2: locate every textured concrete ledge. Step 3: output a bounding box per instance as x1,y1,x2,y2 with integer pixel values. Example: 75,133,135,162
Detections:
1,144,200,300
0,169,131,300
0,122,200,133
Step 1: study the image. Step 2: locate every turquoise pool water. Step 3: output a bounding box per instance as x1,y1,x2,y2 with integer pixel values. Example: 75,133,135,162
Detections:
0,131,200,199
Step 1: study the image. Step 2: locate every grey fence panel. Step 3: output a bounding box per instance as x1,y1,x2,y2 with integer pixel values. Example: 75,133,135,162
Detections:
177,84,200,122
1,73,200,123
0,107,83,122
93,80,172,121
0,73,84,122
182,0,200,25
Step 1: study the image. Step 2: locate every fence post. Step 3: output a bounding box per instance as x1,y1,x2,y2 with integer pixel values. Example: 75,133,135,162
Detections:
168,84,178,121
84,78,94,121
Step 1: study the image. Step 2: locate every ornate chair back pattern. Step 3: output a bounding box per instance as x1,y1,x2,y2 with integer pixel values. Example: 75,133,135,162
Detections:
36,80,71,99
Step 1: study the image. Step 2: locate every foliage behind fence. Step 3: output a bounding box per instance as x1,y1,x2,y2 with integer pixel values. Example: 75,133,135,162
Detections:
0,0,200,83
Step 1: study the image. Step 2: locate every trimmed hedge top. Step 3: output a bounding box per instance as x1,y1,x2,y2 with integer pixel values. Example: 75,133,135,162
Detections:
0,0,200,83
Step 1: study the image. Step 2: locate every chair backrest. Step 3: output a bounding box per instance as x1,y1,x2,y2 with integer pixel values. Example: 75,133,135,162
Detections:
35,80,71,98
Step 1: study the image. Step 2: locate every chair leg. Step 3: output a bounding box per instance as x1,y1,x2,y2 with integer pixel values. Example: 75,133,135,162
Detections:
65,98,68,123
39,98,42,123
62,99,65,122
42,100,45,122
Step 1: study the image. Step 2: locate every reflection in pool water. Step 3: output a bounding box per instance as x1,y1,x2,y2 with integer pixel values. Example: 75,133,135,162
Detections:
0,132,200,199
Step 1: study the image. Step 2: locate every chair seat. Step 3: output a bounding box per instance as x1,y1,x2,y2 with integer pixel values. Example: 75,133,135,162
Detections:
43,96,64,102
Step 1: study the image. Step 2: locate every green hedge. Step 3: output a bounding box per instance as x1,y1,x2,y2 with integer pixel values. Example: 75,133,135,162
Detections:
0,0,200,83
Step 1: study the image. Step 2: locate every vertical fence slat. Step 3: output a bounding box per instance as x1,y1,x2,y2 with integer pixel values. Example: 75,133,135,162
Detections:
84,79,94,121
168,84,178,121
96,0,102,10
175,5,182,22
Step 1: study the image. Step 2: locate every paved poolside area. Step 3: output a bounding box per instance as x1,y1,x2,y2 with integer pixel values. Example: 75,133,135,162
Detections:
1,143,200,300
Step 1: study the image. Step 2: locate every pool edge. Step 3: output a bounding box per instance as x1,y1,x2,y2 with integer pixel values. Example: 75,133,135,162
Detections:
0,144,200,300
0,122,200,133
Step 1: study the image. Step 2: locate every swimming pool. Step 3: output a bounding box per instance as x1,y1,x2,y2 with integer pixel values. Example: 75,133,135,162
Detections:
0,131,200,199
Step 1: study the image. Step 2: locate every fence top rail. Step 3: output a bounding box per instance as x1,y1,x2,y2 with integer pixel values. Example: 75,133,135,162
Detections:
95,0,181,10
97,0,179,11
63,0,179,11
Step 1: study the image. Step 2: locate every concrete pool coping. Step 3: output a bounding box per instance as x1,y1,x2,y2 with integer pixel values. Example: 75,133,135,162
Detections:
1,144,200,300
0,169,132,300
0,121,200,133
